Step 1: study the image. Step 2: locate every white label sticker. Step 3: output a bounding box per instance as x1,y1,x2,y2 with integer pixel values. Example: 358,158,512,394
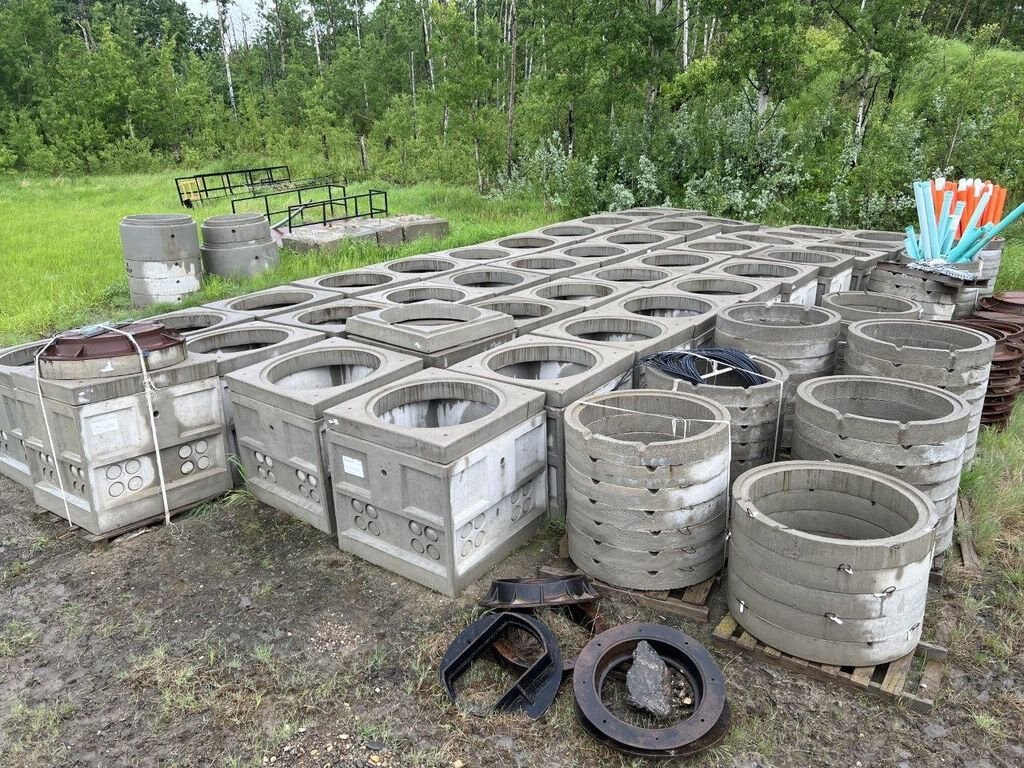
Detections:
342,456,365,478
89,413,121,436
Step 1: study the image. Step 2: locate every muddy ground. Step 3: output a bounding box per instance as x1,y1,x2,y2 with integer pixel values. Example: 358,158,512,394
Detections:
0,476,1020,768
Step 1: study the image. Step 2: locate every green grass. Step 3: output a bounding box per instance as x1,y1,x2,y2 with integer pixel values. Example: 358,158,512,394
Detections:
0,173,559,345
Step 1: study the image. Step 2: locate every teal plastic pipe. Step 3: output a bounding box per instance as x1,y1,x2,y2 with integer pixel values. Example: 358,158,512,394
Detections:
960,199,1024,263
914,182,932,260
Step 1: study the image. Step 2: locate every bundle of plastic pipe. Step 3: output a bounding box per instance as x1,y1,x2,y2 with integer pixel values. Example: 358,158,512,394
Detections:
905,178,1023,265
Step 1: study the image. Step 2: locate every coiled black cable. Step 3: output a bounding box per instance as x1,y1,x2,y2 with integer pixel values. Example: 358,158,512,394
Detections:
614,347,767,390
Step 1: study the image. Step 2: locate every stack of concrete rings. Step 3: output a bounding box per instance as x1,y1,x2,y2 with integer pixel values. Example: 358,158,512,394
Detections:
713,302,841,449
820,291,923,371
791,375,970,552
844,319,994,467
640,354,789,481
865,268,957,321
564,389,731,590
120,214,203,307
201,213,280,279
728,461,937,667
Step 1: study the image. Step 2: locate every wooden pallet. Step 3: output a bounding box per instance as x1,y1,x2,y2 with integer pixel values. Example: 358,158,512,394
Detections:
955,498,983,573
540,563,718,624
930,552,945,589
712,615,947,713
37,507,190,544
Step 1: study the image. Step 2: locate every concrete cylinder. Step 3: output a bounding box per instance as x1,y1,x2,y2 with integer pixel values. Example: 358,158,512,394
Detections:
729,461,936,666
564,390,731,590
201,214,280,279
714,303,842,449
791,376,970,552
640,355,789,481
200,213,272,245
844,320,994,466
120,213,200,263
821,291,923,371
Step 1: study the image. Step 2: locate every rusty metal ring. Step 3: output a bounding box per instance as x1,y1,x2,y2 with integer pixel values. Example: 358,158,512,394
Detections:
491,602,609,679
572,623,730,758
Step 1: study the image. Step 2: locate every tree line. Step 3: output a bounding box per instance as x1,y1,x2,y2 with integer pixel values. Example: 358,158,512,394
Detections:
2,0,1023,227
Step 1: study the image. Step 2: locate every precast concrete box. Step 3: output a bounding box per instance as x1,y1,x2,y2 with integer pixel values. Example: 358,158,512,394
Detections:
828,233,904,259
11,324,232,534
805,243,883,290
432,265,551,297
346,301,516,368
491,252,596,279
0,340,48,487
724,231,802,249
511,277,639,308
451,337,634,519
292,268,417,296
358,282,495,306
603,291,725,347
445,245,514,262
582,229,684,256
573,265,677,290
752,248,854,303
668,237,766,259
687,215,759,234
146,306,254,337
471,296,585,335
668,276,783,308
633,217,723,242
376,254,477,280
551,243,634,268
324,369,548,596
706,258,820,306
777,225,852,240
264,297,388,337
617,249,732,277
224,339,423,532
205,286,339,319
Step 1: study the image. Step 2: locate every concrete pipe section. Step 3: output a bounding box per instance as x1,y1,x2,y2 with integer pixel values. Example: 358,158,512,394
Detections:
753,248,854,302
265,298,388,337
472,296,584,335
324,369,548,596
844,319,993,466
820,291,923,371
642,355,789,480
205,286,337,320
120,213,203,307
224,338,422,533
728,461,936,667
791,376,969,552
563,389,731,590
714,302,841,448
200,213,279,280
292,268,412,296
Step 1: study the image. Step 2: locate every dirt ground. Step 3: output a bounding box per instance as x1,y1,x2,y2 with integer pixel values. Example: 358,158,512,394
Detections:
0,475,1020,768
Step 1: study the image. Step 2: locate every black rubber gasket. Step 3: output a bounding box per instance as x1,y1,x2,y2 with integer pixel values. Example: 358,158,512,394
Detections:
439,612,562,720
572,623,731,758
492,602,608,679
479,575,599,610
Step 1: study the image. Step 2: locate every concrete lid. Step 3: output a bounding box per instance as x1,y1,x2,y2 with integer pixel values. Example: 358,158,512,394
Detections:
323,368,546,464
846,319,995,368
345,301,516,354
223,337,423,419
291,268,416,296
263,297,388,337
471,296,584,334
184,321,325,375
147,306,255,336
451,335,635,408
204,286,338,318
532,310,696,359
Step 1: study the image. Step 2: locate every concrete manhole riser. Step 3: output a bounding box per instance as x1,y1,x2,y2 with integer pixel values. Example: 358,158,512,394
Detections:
640,355,789,480
264,298,388,338
606,291,725,347
843,320,994,465
451,337,635,518
225,339,423,533
200,213,271,245
11,352,232,535
821,291,923,370
791,376,971,551
574,265,677,289
119,213,200,263
865,269,959,321
0,341,49,488
292,268,416,297
514,278,639,309
471,297,585,335
728,461,936,667
148,308,255,337
531,311,697,367
492,253,595,279
564,390,732,590
323,369,548,596
752,248,854,302
432,265,551,297
200,214,279,279
346,302,516,368
706,258,820,307
204,287,339,320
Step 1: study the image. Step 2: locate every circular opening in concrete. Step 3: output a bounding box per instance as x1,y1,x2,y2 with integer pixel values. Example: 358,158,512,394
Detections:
152,312,226,335
488,344,598,379
122,214,193,226
621,294,716,319
619,209,664,217
318,271,393,289
373,380,500,427
647,220,702,234
476,300,553,321
449,246,510,261
452,269,526,289
720,262,801,280
607,232,664,246
385,257,458,274
853,230,904,244
188,327,290,355
788,226,844,237
738,464,921,539
0,344,45,368
541,225,596,237
733,233,796,246
267,348,382,390
639,252,713,269
296,304,379,327
497,236,557,250
228,290,316,312
801,377,959,423
854,320,992,354
681,240,749,253
377,302,481,328
575,391,721,442
722,303,835,328
509,256,577,271
591,267,671,283
203,213,266,227
535,282,615,303
382,286,467,304
673,277,761,296
561,316,664,343
805,244,873,259
761,249,842,267
822,292,920,319
581,216,631,226
564,245,628,260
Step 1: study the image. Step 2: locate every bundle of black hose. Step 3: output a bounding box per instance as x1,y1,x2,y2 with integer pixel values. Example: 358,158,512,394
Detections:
614,348,766,391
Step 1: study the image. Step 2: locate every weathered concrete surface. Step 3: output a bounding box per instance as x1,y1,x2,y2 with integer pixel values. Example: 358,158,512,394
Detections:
820,291,923,370
205,287,338,319
707,258,820,306
264,297,387,337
